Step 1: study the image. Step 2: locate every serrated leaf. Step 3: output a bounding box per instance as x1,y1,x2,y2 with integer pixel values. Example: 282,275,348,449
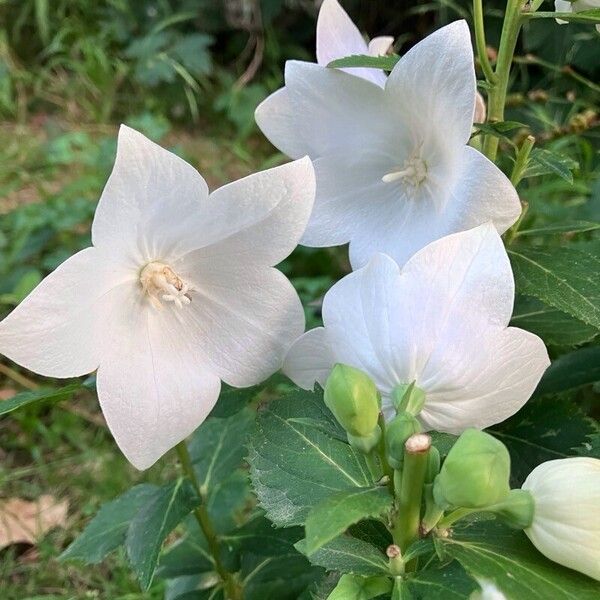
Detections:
188,408,255,497
0,383,81,416
208,386,260,418
327,574,392,600
398,562,477,599
575,433,600,458
511,296,597,347
535,346,600,396
489,397,595,485
524,148,579,183
441,519,600,599
515,221,600,237
248,389,374,527
305,487,393,555
60,484,158,564
472,121,526,136
509,245,600,329
327,54,400,71
126,478,200,590
296,535,388,576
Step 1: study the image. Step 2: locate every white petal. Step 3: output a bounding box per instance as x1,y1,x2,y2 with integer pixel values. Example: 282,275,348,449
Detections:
420,327,549,432
446,146,521,234
555,0,572,22
283,327,335,389
316,0,388,87
191,157,315,266
321,253,411,394
174,264,305,387
0,248,134,378
368,36,394,57
523,458,600,581
254,88,308,159
282,61,387,157
97,297,221,470
385,20,476,145
91,125,210,264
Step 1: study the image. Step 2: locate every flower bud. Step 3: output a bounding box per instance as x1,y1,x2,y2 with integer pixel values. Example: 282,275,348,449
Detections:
522,457,600,581
425,445,441,484
385,412,421,469
324,364,380,438
433,429,510,509
391,382,426,416
347,426,381,454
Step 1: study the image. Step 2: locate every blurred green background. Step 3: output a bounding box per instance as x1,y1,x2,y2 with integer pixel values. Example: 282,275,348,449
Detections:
0,0,598,598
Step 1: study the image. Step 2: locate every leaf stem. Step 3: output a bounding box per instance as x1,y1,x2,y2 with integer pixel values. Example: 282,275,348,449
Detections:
391,434,431,556
437,506,477,530
473,0,497,84
175,442,242,600
482,0,525,161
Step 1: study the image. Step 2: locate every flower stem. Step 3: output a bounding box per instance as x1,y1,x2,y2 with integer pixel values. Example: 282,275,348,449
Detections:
437,506,478,530
473,0,497,84
175,442,242,600
391,434,431,557
510,134,535,186
482,0,525,161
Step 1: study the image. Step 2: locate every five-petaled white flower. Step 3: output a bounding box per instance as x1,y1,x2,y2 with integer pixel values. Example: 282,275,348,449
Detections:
522,457,600,581
316,0,394,87
0,126,315,470
256,20,521,269
555,0,600,32
284,224,549,433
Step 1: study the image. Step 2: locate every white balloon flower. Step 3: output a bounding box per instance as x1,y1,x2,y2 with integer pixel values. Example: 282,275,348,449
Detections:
256,20,520,269
0,126,315,470
284,224,549,433
555,0,600,32
522,457,600,581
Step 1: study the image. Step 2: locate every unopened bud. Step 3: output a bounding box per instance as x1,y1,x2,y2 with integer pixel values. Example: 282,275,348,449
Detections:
385,412,421,469
391,382,426,416
433,429,510,509
522,457,600,581
425,446,441,484
347,426,381,454
324,364,380,437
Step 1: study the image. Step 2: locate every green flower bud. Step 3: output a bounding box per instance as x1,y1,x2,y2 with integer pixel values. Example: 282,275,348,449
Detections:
425,446,441,484
348,426,382,454
391,382,426,416
324,364,380,437
385,412,421,469
433,429,511,509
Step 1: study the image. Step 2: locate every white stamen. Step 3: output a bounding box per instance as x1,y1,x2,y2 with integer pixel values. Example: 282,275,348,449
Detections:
383,156,428,187
140,262,192,310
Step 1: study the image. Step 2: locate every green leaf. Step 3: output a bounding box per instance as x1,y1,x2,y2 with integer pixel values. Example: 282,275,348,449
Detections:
575,433,600,459
60,484,158,564
489,397,595,485
209,385,260,418
327,54,400,71
515,221,600,237
511,296,597,347
472,121,526,137
248,389,374,527
188,407,255,496
326,574,392,600
0,383,81,416
295,535,389,576
509,245,600,329
524,148,579,183
525,9,600,23
126,478,201,590
398,562,477,599
441,519,600,599
305,487,393,555
535,346,600,396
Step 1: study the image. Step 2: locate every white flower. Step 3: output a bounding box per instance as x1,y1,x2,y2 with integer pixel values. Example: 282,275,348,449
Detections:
0,126,315,470
284,224,549,433
555,0,600,32
316,0,394,87
471,580,507,600
522,457,600,581
256,20,520,269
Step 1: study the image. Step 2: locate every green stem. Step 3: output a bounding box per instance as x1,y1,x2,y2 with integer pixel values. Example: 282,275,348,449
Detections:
437,506,478,530
483,0,525,161
505,200,529,245
473,0,497,84
175,442,242,600
377,413,395,490
510,134,535,186
391,435,431,556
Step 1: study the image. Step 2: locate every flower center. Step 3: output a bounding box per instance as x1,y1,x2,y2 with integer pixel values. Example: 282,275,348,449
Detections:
382,156,428,187
139,262,192,309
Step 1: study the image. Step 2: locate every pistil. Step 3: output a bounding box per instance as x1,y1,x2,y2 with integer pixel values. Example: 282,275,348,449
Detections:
140,262,192,309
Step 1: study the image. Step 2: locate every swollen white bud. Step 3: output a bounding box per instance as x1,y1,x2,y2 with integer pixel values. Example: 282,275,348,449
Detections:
522,457,600,581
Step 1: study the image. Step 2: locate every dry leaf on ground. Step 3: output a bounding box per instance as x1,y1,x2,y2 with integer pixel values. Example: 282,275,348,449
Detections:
0,495,68,548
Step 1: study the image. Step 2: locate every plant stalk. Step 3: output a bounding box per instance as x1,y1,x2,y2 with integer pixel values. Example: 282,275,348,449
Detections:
473,0,497,84
175,442,242,600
